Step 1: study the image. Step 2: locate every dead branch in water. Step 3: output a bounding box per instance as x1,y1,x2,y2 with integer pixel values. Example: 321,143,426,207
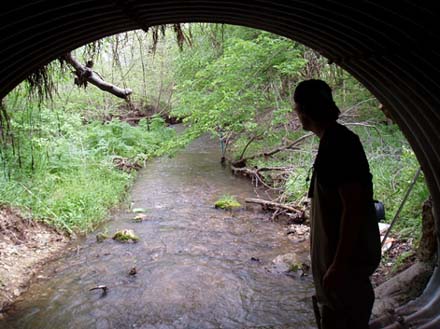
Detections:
245,197,305,219
231,165,292,190
245,197,303,214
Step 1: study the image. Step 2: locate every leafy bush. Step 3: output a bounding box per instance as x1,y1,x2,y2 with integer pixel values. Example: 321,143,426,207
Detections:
85,116,175,159
0,95,177,233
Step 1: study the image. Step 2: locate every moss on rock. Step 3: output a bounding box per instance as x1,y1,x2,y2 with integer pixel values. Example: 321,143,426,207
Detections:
214,195,241,210
112,229,139,242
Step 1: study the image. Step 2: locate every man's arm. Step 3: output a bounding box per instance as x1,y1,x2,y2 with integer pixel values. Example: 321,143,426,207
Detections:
323,182,368,289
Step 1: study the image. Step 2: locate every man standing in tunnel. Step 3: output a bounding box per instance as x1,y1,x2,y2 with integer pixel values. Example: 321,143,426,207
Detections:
293,79,381,329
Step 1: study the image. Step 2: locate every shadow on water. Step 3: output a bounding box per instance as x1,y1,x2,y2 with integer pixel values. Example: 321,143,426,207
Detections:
1,133,316,329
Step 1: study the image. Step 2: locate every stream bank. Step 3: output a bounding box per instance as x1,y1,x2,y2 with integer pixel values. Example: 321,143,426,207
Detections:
0,205,69,316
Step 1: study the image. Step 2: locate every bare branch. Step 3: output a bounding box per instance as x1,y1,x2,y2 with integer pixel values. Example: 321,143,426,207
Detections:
245,197,304,216
339,98,376,118
232,132,313,167
238,133,263,160
63,52,132,99
231,164,292,191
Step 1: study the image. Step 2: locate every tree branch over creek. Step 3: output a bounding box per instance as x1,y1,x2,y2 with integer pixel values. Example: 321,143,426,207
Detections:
62,52,132,99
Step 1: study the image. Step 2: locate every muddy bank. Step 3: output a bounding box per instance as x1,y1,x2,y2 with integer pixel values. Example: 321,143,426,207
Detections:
0,206,69,314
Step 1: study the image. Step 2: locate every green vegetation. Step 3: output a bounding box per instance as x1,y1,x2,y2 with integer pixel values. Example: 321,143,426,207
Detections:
0,24,428,243
0,103,175,233
214,195,242,210
171,24,428,240
288,263,303,273
0,32,179,234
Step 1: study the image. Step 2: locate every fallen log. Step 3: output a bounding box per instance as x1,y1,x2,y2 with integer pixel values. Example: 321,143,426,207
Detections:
232,165,292,175
245,197,303,215
232,165,290,190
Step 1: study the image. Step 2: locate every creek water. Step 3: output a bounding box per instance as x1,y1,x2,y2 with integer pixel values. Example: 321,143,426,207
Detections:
2,133,316,329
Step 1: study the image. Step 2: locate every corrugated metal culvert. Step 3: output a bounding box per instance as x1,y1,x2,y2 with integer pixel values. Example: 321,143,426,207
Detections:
1,2,439,327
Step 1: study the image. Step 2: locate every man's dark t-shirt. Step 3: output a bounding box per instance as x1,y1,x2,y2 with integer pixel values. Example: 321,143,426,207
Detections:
309,123,381,305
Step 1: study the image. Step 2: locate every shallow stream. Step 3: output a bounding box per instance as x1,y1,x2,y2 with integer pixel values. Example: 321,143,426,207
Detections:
2,134,315,329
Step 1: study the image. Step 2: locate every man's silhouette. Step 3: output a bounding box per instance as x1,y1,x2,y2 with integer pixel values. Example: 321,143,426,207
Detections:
293,79,381,329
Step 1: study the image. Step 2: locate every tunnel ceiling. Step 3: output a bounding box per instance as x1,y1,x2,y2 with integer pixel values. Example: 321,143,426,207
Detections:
2,1,440,328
